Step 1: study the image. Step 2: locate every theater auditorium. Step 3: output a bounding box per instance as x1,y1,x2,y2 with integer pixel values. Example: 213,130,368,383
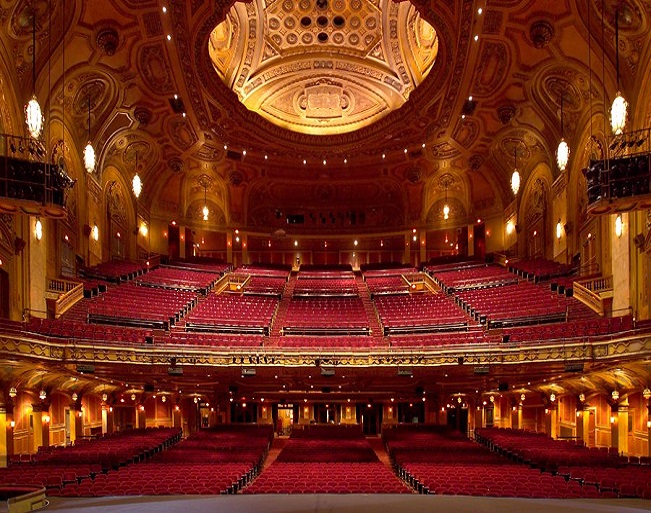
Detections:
0,0,651,511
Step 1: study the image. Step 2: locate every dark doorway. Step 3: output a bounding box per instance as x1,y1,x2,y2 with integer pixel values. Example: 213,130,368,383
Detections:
473,223,486,259
0,267,9,319
168,224,180,260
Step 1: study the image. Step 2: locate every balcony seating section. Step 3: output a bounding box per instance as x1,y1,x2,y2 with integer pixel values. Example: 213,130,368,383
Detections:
508,258,575,282
167,260,231,274
388,330,494,348
55,425,272,496
2,428,181,492
282,297,369,335
135,266,221,293
454,282,568,328
293,277,358,296
384,425,605,498
374,293,468,334
236,264,291,278
240,276,287,296
424,259,486,275
28,317,153,345
244,425,407,494
81,260,150,283
431,264,517,293
475,428,651,498
165,331,265,347
87,283,197,330
275,335,383,349
502,315,634,344
184,293,278,334
365,275,410,295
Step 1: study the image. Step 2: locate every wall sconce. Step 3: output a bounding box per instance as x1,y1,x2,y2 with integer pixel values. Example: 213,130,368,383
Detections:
506,220,514,235
35,218,43,241
647,420,651,429
549,393,556,402
9,387,17,398
39,389,46,400
545,408,549,414
489,395,494,403
102,393,108,402
610,415,616,424
174,405,180,411
579,393,585,402
72,392,78,401
92,224,99,241
520,393,525,402
512,406,517,411
43,415,50,423
576,411,581,418
131,394,136,401
556,221,562,240
611,390,620,401
10,420,15,428
161,396,166,403
194,397,198,403
109,407,113,412
615,214,623,238
643,388,651,400
78,411,83,417
139,405,145,411
139,223,148,236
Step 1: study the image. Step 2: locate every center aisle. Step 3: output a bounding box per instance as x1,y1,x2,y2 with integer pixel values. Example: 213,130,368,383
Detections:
243,425,411,494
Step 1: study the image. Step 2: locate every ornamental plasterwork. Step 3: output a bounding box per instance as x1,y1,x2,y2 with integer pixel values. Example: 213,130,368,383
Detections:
209,0,438,135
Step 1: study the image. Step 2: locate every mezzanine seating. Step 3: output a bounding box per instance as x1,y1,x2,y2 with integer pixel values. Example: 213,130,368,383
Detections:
87,283,197,330
374,293,468,334
454,282,568,328
184,293,278,335
430,264,517,293
135,266,222,293
81,260,150,283
282,297,369,335
508,258,575,282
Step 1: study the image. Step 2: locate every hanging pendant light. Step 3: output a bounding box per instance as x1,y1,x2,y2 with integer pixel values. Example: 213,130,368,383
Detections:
83,98,95,173
132,152,142,198
610,7,628,135
202,182,209,221
511,145,520,195
442,181,450,220
25,11,43,139
556,93,570,171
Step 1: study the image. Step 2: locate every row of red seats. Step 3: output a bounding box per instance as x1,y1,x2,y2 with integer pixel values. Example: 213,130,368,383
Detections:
509,257,575,281
135,266,221,291
293,278,358,296
184,293,278,330
384,425,611,498
374,293,468,331
431,264,517,292
283,297,369,330
52,426,272,496
81,260,149,282
365,276,410,294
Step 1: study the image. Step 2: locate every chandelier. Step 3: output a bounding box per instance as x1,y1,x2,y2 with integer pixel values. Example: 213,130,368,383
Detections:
132,152,142,199
511,145,520,195
25,11,43,139
556,93,569,171
202,182,209,221
610,7,628,135
83,98,95,173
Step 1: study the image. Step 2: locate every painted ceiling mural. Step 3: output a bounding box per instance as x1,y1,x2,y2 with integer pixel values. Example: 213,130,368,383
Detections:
0,0,649,231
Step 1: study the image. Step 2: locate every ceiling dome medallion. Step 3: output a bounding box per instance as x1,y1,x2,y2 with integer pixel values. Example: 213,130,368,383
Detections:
529,20,554,49
210,0,438,135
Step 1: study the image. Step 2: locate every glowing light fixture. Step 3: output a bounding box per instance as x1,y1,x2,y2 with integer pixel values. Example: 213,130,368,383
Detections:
83,98,95,173
202,181,209,221
39,389,47,400
132,152,142,199
556,93,570,171
615,214,623,238
611,390,620,401
25,11,43,139
643,388,651,400
92,224,99,241
511,145,520,195
610,8,628,135
9,387,17,398
556,220,562,240
549,393,556,402
506,220,514,235
35,218,43,241
102,393,108,402
72,392,78,401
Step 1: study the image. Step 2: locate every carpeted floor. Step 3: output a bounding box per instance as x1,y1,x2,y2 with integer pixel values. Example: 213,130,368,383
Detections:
45,494,651,513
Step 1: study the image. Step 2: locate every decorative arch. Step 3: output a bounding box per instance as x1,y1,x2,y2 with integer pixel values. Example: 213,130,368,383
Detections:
102,165,136,259
519,162,553,259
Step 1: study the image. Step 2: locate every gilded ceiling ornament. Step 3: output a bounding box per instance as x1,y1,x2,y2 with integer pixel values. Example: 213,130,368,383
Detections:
209,0,438,135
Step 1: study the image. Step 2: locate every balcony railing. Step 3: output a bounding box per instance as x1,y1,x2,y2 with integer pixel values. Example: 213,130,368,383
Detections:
573,275,613,316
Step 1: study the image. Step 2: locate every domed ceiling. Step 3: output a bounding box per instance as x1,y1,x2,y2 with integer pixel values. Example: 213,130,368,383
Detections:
209,0,438,135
